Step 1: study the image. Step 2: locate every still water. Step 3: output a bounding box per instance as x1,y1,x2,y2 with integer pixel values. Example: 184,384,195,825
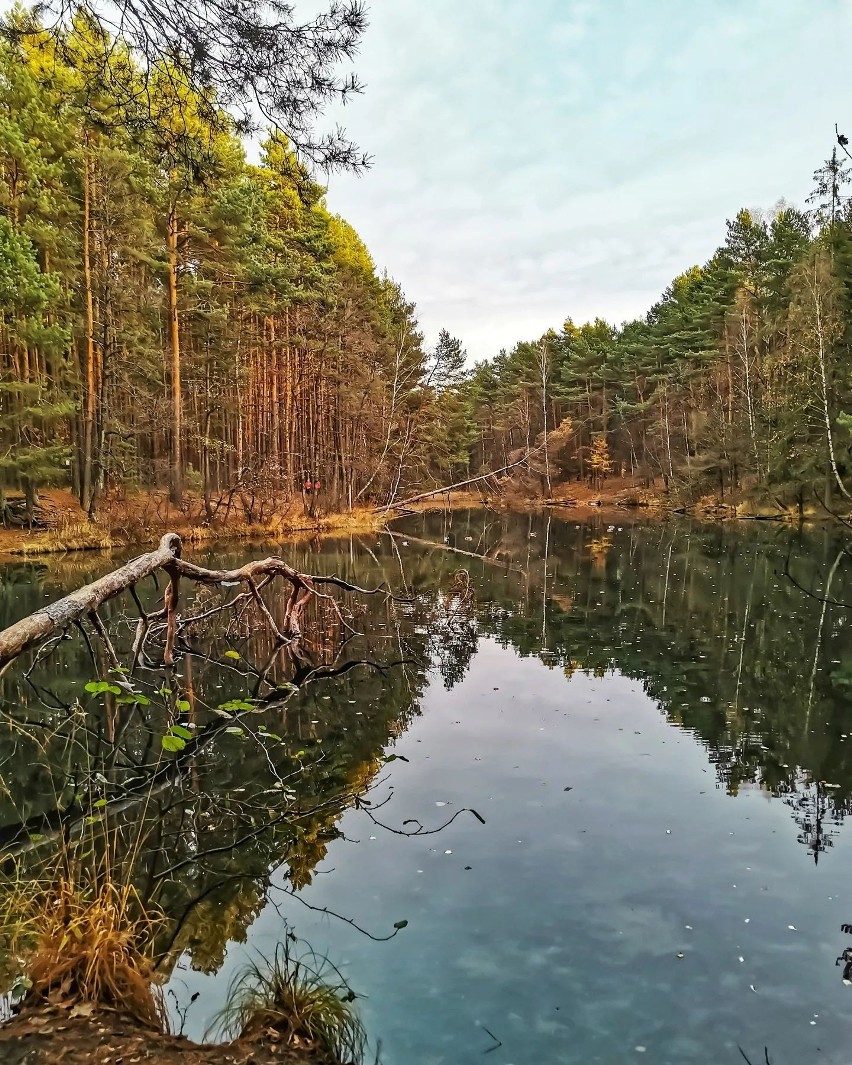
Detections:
2,511,852,1064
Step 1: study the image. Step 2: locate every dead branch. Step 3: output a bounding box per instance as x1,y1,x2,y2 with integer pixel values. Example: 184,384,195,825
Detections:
0,533,182,674
0,532,387,674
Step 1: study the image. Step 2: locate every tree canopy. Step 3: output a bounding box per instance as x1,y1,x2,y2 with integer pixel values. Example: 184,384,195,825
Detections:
0,16,469,522
2,0,368,167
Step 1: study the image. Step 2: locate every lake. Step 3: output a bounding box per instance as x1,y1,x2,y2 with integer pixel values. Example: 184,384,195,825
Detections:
1,510,852,1064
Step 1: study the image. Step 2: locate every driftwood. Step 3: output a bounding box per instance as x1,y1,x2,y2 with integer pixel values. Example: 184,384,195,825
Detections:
0,532,379,674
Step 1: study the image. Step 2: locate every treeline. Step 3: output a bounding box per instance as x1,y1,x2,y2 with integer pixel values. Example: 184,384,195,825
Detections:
7,11,850,522
457,149,852,508
0,14,468,522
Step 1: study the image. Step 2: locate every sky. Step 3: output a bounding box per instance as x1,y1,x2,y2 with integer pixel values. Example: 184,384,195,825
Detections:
314,0,852,361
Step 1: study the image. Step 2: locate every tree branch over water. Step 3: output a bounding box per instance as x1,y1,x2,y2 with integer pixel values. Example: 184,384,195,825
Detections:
0,532,398,673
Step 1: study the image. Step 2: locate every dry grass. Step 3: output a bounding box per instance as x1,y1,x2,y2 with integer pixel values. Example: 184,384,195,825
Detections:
218,943,368,1064
15,519,119,556
0,497,386,558
1,872,165,1029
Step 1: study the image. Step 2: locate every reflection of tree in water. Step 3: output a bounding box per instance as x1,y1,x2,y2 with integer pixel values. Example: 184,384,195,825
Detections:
430,569,479,690
784,780,852,864
0,537,448,983
402,509,852,861
5,509,852,994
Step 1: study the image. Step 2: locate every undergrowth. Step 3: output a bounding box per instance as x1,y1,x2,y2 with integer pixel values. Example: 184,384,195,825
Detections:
16,518,118,556
217,942,369,1064
0,864,165,1029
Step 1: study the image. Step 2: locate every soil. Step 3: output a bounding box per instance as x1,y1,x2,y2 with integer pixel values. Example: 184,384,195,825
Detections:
0,1006,324,1064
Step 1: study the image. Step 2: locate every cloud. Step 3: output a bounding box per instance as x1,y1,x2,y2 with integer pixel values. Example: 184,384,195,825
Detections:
320,0,851,359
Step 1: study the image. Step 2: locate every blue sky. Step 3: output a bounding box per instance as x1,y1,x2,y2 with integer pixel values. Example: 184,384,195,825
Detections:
319,0,852,360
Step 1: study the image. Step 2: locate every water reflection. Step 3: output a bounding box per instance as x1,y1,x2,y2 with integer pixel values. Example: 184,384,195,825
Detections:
1,514,852,1061
401,511,852,842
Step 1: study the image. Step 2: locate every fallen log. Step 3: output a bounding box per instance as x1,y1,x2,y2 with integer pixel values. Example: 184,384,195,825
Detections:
0,534,182,674
0,532,380,674
373,451,537,513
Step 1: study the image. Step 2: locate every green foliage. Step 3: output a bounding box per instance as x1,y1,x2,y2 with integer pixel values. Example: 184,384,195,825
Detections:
83,681,121,696
0,16,439,517
456,179,852,505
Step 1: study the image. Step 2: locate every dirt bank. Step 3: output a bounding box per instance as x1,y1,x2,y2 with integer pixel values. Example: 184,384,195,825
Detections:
0,1006,325,1064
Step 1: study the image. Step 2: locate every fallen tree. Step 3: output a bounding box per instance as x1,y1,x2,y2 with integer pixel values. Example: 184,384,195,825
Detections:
0,532,384,674
374,451,537,513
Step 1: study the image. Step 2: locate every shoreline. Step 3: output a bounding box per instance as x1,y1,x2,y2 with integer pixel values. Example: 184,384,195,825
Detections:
0,1005,321,1064
0,491,388,562
0,482,838,562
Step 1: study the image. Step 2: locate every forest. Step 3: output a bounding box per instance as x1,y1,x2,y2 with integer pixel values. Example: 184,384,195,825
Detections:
0,11,469,525
3,9,852,530
461,152,852,511
3,3,852,1063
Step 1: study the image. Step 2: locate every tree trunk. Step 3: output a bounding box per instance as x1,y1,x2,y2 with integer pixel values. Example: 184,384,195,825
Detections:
167,199,183,505
81,143,97,513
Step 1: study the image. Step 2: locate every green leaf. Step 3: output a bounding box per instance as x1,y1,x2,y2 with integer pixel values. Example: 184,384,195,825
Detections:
218,698,255,713
170,724,193,740
115,693,150,706
225,726,244,736
175,699,191,713
223,650,241,660
93,798,108,808
161,735,186,753
84,681,122,696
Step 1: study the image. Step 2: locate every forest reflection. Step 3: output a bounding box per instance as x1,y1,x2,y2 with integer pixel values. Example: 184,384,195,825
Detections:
0,510,851,985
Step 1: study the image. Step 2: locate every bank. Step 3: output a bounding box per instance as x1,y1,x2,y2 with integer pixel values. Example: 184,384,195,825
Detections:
0,479,841,561
0,1006,325,1064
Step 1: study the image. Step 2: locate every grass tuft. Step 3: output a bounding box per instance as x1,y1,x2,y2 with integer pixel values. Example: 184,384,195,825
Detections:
217,941,368,1063
1,874,165,1029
